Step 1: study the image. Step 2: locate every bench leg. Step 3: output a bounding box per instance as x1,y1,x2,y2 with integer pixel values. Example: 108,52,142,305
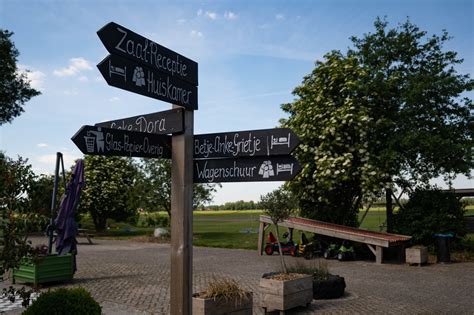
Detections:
376,246,383,264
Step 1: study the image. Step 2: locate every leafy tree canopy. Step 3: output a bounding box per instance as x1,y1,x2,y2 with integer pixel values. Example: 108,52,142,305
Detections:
79,156,138,231
138,159,219,216
282,17,473,226
0,29,40,125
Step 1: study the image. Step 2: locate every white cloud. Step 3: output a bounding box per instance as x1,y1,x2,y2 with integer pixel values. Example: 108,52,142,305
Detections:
78,75,89,82
177,18,186,24
197,9,203,16
190,30,203,38
18,65,46,91
224,11,237,20
37,143,48,148
275,14,285,20
205,11,217,20
109,96,120,102
53,57,93,77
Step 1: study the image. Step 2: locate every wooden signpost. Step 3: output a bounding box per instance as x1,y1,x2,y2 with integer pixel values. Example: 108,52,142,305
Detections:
71,21,302,315
95,108,184,134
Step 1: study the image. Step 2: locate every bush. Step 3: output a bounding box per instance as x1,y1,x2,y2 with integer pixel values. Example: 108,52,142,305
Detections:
22,288,101,315
392,188,466,246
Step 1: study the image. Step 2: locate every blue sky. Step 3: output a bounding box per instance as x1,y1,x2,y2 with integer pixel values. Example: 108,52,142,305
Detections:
1,0,472,204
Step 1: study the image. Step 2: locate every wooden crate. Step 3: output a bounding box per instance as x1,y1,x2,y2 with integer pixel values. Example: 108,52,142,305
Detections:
12,254,74,286
405,247,428,265
259,273,312,311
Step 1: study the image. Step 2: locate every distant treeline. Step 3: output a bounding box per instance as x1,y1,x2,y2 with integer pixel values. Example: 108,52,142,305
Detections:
205,200,261,211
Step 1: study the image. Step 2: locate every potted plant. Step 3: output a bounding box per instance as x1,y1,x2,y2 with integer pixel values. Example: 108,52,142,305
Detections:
259,187,313,313
192,278,253,314
12,244,74,286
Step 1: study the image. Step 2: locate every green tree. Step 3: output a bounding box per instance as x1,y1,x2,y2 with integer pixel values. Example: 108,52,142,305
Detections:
0,30,40,125
0,153,35,278
28,174,56,217
392,188,466,245
79,156,138,231
282,18,473,227
260,187,296,274
139,159,219,216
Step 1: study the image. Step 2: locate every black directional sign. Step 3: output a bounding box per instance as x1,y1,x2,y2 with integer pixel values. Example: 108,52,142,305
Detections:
96,108,184,135
193,156,301,183
194,128,300,159
97,54,198,110
72,125,171,158
97,22,198,86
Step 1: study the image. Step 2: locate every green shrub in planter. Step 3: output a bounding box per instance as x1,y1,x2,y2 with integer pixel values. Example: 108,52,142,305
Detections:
22,288,101,315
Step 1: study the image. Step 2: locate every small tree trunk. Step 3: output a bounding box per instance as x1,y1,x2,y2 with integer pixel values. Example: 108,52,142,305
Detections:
274,224,287,274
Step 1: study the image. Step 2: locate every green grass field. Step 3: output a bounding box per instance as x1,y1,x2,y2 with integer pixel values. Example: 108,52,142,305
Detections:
88,206,474,250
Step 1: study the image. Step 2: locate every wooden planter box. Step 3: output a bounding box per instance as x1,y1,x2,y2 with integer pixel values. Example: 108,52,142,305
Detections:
405,246,428,265
192,292,253,314
12,254,74,286
259,273,312,312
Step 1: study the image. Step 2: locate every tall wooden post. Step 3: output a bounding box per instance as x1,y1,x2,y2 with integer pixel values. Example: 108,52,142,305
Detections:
170,106,194,314
386,188,393,233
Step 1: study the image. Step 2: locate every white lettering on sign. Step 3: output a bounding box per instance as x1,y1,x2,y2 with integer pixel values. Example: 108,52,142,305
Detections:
147,72,192,106
194,133,262,158
105,132,165,157
110,116,166,133
195,161,257,183
114,27,188,78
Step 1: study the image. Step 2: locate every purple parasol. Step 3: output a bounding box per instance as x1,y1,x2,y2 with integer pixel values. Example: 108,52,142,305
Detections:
54,159,85,272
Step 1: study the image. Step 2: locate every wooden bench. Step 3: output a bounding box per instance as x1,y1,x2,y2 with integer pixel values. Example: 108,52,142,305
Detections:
77,228,94,244
258,215,411,264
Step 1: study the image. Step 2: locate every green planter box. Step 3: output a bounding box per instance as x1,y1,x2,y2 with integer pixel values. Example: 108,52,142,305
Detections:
13,254,74,286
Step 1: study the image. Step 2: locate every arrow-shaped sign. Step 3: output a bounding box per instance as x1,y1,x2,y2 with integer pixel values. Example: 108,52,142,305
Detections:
97,54,198,110
194,128,300,159
193,155,301,183
97,22,198,86
71,125,171,158
95,108,184,135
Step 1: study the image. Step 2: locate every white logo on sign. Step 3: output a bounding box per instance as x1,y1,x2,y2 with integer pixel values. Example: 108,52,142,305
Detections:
258,160,275,178
132,66,145,87
108,60,127,82
84,128,105,153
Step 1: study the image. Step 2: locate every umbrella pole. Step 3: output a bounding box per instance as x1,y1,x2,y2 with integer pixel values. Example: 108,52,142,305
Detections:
48,152,63,254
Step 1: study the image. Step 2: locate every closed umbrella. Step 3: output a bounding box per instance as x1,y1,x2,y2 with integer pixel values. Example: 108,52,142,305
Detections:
54,159,84,272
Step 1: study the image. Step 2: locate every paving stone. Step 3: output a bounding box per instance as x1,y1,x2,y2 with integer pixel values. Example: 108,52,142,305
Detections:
1,237,473,314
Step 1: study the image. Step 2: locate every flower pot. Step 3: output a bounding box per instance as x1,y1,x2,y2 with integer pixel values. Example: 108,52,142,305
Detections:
405,246,428,265
259,272,312,312
12,254,74,286
313,274,346,299
192,292,253,314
